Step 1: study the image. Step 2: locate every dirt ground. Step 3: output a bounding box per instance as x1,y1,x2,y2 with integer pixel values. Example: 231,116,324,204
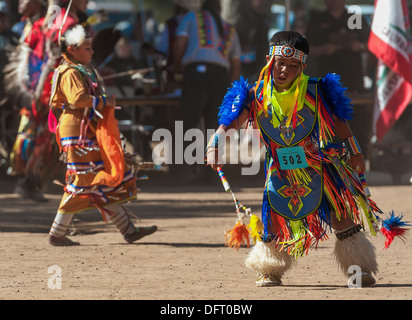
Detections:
0,168,411,302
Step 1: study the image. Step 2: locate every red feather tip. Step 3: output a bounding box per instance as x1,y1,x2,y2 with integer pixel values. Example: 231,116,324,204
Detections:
225,221,250,250
380,227,408,250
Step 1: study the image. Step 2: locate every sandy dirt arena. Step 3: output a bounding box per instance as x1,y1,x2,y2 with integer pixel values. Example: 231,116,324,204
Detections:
0,168,411,302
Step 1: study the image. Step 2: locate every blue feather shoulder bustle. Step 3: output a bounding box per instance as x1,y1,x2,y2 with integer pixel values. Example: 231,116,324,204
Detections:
320,73,353,121
218,76,254,127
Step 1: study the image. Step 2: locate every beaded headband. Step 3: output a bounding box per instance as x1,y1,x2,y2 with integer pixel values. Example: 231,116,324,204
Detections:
269,44,307,64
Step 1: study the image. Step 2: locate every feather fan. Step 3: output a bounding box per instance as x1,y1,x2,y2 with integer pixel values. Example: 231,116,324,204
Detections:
218,76,253,127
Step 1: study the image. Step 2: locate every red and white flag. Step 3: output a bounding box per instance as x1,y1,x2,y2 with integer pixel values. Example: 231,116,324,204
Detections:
368,0,412,141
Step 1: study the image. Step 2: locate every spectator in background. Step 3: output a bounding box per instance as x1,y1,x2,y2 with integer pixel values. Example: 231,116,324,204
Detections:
172,0,241,180
131,11,159,89
0,1,18,123
152,0,192,91
0,2,17,49
105,37,147,88
144,10,160,44
306,0,370,93
5,0,49,202
291,1,308,36
306,0,374,158
12,0,47,40
132,10,161,58
6,0,90,202
155,1,190,59
1,1,17,55
234,0,270,81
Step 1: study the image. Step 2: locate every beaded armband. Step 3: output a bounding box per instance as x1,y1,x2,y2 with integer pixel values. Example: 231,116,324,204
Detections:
344,136,362,156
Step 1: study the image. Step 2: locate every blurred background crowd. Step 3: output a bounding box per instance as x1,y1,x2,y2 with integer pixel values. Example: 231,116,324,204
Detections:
0,0,412,201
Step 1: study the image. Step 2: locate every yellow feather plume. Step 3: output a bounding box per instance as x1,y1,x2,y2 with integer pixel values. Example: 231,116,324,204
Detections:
247,214,264,244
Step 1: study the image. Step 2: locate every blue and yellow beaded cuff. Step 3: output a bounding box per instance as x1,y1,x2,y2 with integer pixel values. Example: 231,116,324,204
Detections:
344,136,362,155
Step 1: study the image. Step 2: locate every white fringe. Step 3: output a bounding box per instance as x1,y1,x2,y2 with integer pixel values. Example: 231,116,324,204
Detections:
63,25,86,47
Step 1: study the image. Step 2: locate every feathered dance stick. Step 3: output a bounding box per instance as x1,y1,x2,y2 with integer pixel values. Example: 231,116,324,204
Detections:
217,167,263,249
357,169,410,249
380,211,411,250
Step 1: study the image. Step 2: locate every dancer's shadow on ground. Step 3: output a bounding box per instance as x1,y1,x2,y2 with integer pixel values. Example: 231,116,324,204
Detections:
111,241,228,249
284,283,412,289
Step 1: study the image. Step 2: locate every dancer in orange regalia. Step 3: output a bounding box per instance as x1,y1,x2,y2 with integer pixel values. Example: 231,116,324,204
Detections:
48,24,157,246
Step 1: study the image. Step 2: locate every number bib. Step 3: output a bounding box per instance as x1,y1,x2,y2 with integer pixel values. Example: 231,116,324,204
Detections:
276,146,308,170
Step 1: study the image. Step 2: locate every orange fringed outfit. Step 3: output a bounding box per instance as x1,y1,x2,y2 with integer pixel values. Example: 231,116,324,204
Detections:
50,61,137,216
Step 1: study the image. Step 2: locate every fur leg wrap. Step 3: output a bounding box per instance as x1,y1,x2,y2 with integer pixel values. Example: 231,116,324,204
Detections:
333,230,378,276
245,241,295,280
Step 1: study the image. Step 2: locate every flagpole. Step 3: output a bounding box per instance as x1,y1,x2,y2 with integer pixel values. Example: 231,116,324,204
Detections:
285,0,291,31
367,59,380,163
